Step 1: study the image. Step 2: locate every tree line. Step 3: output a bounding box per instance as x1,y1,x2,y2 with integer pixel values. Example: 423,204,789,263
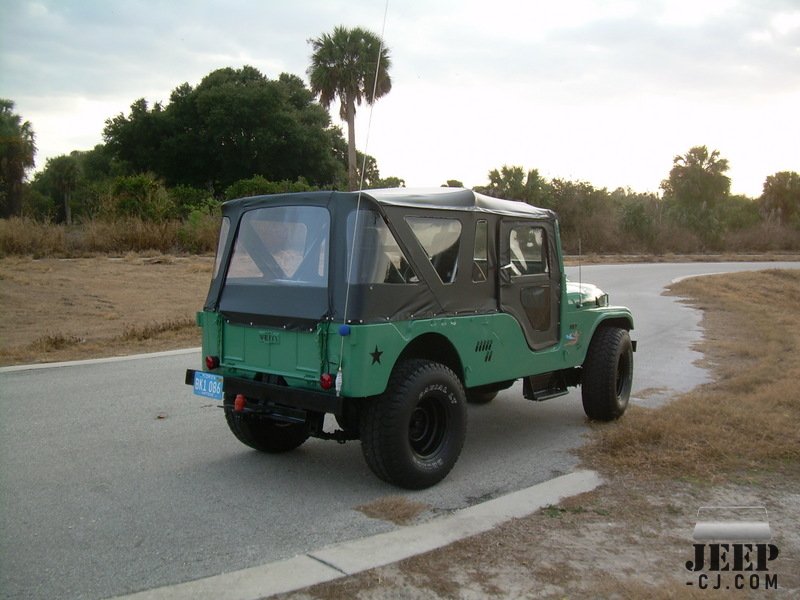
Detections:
0,23,798,254
470,149,799,252
0,26,396,225
1,66,400,224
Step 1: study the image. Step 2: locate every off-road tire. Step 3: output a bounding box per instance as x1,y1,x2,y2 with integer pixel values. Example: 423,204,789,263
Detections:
224,398,310,453
581,326,633,421
360,359,467,489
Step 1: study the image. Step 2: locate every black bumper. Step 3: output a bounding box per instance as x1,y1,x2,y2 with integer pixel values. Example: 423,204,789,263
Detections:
185,369,342,416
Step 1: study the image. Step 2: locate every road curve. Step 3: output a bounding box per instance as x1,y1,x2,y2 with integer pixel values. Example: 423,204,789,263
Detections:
1,261,797,599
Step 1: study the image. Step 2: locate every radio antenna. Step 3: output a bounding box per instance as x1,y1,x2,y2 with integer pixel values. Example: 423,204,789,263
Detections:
338,0,390,377
577,236,583,308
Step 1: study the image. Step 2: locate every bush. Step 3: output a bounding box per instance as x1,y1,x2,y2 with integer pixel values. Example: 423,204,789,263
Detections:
224,175,317,201
178,210,221,254
111,173,176,220
169,185,217,218
21,187,56,221
724,222,800,252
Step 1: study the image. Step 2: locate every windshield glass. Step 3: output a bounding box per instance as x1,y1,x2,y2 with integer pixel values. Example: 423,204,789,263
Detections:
226,206,329,286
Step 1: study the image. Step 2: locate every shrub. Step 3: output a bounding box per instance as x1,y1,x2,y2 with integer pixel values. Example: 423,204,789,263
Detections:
224,175,317,201
169,185,217,218
724,222,800,252
111,173,176,220
178,210,221,254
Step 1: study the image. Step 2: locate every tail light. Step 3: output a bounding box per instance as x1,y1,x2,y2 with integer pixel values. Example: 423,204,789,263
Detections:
205,355,220,370
319,373,334,390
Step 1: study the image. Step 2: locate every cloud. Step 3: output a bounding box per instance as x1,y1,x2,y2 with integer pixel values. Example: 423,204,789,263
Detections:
0,0,797,195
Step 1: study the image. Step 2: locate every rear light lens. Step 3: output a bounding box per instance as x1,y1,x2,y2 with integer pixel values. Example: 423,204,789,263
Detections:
234,394,246,412
320,373,334,390
205,355,220,370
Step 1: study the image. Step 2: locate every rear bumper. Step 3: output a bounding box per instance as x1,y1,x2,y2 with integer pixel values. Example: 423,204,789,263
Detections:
185,369,342,416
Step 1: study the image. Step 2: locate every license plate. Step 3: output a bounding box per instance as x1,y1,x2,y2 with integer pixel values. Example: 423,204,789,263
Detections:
193,372,224,400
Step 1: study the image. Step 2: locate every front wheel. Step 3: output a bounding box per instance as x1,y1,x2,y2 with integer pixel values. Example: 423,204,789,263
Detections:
360,360,467,489
581,327,633,421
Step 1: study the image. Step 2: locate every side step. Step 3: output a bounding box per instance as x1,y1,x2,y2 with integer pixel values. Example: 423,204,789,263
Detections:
523,372,570,402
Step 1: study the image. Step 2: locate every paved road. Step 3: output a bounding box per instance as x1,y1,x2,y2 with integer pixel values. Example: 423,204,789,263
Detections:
1,262,797,599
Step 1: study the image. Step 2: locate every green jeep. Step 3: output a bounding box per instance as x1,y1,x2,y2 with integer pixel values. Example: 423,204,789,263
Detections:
186,188,635,489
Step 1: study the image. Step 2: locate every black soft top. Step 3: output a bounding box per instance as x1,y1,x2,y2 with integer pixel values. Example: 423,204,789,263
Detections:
222,187,555,220
209,188,557,327
365,187,554,219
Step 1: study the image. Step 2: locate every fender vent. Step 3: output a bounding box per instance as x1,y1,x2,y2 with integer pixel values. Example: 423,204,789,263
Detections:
475,339,493,353
475,339,493,362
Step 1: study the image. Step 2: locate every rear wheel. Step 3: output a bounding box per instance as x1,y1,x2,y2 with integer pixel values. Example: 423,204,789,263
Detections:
360,359,467,489
224,396,310,453
581,327,633,421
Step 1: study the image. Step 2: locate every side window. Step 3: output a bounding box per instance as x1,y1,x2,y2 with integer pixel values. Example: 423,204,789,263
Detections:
473,220,488,283
347,210,418,284
508,225,548,277
405,216,462,284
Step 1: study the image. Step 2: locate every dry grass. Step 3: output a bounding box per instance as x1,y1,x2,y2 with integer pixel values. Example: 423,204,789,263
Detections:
564,252,800,266
0,254,212,365
355,496,430,526
0,218,67,256
0,216,220,257
279,269,800,599
2,216,798,259
580,269,800,482
29,332,86,352
120,318,197,341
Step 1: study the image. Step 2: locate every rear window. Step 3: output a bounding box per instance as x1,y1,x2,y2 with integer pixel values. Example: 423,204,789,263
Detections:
226,206,330,285
212,216,230,279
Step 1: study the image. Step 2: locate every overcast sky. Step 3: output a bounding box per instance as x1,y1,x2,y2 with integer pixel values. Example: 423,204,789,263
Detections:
1,0,798,197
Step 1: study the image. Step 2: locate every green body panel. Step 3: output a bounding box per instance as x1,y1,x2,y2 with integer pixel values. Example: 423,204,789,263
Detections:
197,311,325,390
198,302,633,399
331,306,632,397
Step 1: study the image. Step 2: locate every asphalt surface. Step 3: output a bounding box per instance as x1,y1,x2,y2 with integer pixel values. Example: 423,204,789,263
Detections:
1,261,797,600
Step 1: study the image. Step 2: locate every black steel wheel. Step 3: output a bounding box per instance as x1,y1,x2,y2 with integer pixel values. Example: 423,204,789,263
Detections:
360,359,467,489
581,326,633,421
224,395,310,453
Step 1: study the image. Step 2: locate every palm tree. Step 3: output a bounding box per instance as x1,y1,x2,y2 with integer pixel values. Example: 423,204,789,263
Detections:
47,155,81,224
0,99,36,217
308,26,391,191
663,145,731,211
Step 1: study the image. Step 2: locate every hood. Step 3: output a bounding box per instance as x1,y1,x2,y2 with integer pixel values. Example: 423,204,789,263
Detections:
566,281,609,307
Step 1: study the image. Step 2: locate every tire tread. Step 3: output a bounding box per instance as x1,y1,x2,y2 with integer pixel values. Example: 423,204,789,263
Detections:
581,326,632,421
